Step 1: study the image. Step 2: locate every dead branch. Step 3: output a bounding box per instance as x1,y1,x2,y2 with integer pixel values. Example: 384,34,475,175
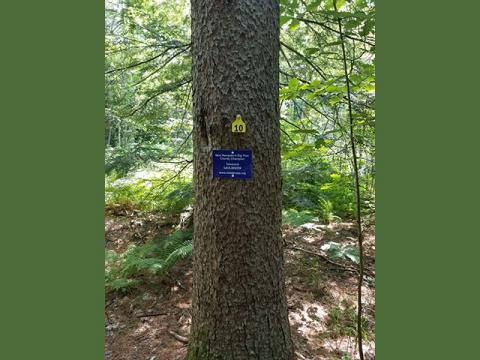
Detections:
136,312,168,318
286,243,374,281
168,330,189,344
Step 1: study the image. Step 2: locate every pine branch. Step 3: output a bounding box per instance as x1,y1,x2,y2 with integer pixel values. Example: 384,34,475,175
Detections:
127,77,192,117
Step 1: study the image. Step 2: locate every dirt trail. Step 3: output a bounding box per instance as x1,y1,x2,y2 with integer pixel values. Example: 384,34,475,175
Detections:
105,214,375,360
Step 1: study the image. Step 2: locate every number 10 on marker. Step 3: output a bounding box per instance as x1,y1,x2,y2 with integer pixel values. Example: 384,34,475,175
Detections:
232,114,246,133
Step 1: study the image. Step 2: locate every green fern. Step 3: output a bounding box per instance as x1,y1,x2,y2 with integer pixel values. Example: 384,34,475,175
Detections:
105,229,193,292
318,198,334,224
282,209,318,226
149,229,193,275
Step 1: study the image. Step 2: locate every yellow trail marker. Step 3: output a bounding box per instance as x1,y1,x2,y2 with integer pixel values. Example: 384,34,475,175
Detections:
231,114,246,133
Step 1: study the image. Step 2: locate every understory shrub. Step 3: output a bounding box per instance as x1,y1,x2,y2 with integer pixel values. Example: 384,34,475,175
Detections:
105,169,193,219
282,209,318,226
105,229,193,292
283,158,355,221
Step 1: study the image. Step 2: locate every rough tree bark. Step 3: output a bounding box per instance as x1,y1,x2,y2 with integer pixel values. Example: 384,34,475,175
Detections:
188,0,294,359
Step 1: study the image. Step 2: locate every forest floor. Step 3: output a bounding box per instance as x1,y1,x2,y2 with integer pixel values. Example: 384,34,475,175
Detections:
105,211,375,360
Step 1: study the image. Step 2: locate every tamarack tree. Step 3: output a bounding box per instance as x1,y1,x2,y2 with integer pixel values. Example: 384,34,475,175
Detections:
188,0,295,359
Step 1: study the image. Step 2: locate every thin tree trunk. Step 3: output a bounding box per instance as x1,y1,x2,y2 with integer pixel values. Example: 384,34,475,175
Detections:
188,1,294,359
117,121,121,148
107,120,112,147
334,1,365,359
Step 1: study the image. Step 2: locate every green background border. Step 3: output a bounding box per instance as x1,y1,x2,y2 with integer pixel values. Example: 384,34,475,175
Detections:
0,1,105,359
376,1,480,359
1,1,479,359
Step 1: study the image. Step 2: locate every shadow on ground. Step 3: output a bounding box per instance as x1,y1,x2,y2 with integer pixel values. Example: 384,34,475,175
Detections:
105,213,375,360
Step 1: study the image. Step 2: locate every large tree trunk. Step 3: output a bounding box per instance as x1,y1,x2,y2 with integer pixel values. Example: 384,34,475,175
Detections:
188,1,294,359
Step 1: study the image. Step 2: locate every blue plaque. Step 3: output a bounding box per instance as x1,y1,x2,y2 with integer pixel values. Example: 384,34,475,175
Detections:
212,149,252,179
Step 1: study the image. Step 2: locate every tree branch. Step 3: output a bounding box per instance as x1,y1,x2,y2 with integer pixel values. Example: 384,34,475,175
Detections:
133,46,191,87
294,17,375,47
280,41,327,80
127,77,192,117
105,43,190,74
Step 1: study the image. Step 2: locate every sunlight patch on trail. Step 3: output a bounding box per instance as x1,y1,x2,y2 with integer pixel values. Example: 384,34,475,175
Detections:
289,301,329,338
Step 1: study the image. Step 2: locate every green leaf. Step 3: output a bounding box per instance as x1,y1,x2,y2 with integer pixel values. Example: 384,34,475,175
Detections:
361,18,375,36
320,183,334,190
326,0,346,10
305,47,321,56
353,11,368,20
280,15,290,26
349,74,362,84
314,137,326,148
362,83,375,92
321,242,360,263
310,79,322,88
355,0,368,8
288,77,300,89
345,19,361,30
289,18,300,30
325,84,345,93
321,242,342,259
335,0,346,9
344,245,360,263
328,94,344,106
307,0,323,12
